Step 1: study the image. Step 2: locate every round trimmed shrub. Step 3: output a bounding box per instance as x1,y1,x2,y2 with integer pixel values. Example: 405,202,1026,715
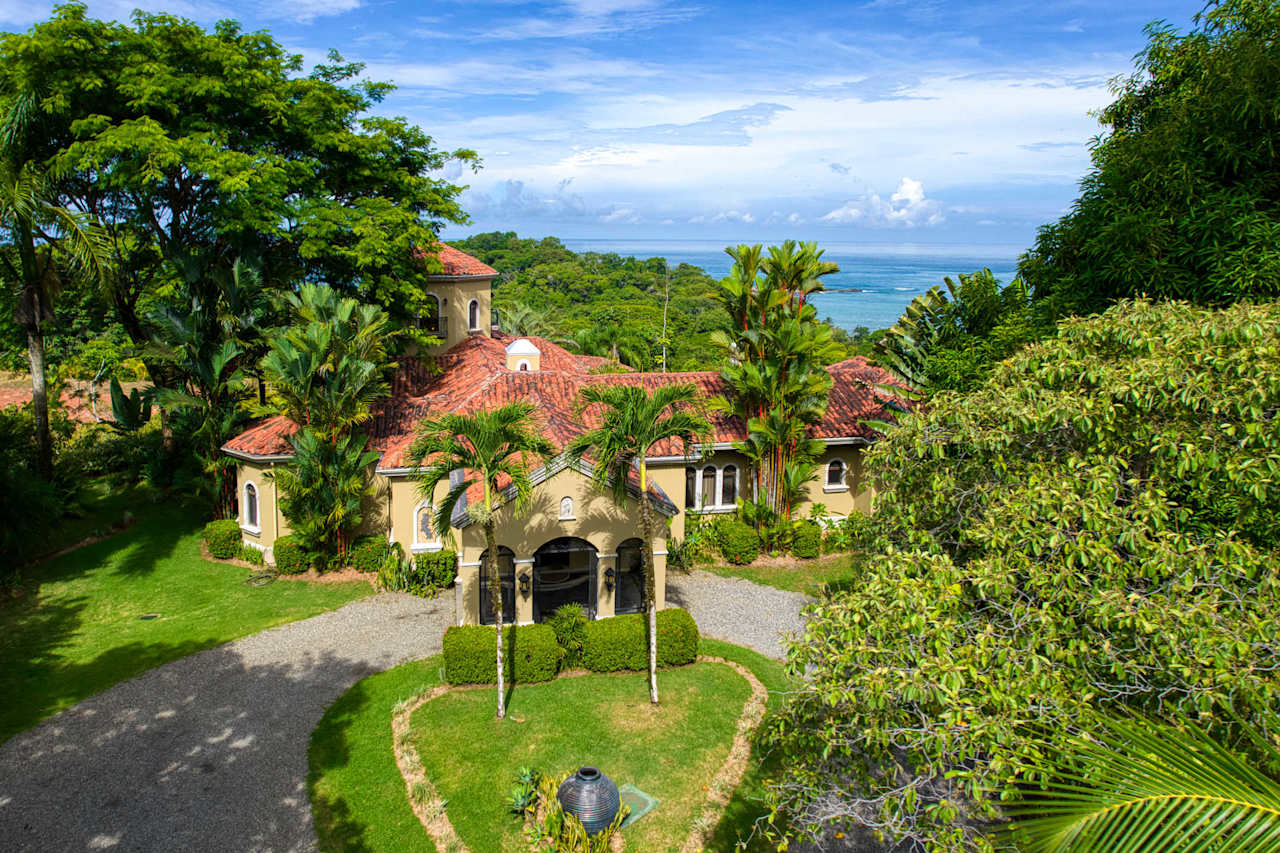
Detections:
443,624,561,684
718,519,760,565
792,520,822,559
273,535,308,574
203,519,242,559
348,536,390,573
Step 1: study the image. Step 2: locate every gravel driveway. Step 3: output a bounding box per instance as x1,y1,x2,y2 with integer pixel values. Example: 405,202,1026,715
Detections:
666,569,812,660
0,591,452,853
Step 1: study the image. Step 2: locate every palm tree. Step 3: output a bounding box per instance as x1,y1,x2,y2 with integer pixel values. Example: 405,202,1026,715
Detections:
0,115,108,479
568,383,710,704
1006,714,1280,852
408,402,553,719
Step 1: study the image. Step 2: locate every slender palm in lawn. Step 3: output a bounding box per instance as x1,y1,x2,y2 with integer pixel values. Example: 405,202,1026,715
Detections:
568,383,710,704
0,95,109,480
1006,714,1280,853
408,402,553,719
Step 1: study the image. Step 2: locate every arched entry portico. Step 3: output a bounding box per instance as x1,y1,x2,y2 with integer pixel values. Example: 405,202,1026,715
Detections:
532,537,598,622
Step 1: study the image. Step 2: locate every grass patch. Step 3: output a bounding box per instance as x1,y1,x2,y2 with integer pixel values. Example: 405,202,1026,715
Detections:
310,658,444,853
309,641,792,853
412,662,750,851
0,493,373,745
697,552,857,595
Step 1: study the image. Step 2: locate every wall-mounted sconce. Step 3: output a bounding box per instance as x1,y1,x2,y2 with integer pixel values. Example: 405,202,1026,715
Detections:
518,570,531,597
604,567,615,593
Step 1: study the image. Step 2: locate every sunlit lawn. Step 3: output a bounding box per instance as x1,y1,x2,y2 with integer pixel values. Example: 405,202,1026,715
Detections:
0,488,373,744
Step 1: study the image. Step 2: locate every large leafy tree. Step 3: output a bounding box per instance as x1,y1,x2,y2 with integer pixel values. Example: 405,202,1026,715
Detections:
1021,0,1280,315
0,4,478,359
567,383,710,704
763,300,1280,851
408,402,554,720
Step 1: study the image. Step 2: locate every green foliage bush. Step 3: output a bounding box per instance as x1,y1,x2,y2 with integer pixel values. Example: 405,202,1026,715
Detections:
239,544,265,566
717,519,759,565
202,519,242,559
766,300,1280,851
348,536,390,573
547,603,590,669
442,624,560,685
821,511,877,554
581,608,699,672
376,548,458,596
272,535,308,575
791,520,821,559
416,549,459,590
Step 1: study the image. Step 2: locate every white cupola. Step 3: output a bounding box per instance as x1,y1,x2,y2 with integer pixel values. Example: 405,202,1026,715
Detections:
505,338,541,372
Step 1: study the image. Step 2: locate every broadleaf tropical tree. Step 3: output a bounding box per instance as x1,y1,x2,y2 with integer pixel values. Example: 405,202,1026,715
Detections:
567,382,710,704
408,402,554,719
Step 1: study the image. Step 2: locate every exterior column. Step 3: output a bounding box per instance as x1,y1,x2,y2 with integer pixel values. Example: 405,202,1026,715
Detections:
595,553,616,619
514,558,535,624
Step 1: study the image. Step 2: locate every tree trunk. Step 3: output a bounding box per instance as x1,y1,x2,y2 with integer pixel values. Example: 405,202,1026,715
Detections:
486,517,506,719
26,325,53,481
638,463,659,704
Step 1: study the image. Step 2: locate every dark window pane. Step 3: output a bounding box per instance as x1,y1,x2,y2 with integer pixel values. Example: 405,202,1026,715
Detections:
685,467,696,508
615,538,645,614
721,465,737,505
828,460,845,485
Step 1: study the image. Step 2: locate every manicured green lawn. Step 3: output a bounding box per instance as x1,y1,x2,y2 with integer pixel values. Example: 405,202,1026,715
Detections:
697,552,858,595
308,639,792,853
0,492,373,744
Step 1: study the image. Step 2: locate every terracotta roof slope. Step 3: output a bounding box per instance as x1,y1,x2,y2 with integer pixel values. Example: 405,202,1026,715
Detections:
412,243,498,278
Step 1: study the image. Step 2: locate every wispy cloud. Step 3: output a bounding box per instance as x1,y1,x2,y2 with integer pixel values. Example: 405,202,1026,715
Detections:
820,178,945,228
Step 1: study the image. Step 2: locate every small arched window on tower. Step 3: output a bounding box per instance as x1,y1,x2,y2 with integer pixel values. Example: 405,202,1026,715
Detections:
421,293,441,334
518,361,530,371
826,459,846,490
243,482,259,531
468,299,480,331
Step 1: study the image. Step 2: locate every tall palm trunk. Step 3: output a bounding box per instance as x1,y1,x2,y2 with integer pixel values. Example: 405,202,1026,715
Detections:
485,502,506,719
26,324,52,480
638,462,659,704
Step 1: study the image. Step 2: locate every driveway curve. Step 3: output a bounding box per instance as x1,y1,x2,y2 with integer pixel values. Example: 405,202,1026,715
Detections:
666,569,812,660
0,591,453,853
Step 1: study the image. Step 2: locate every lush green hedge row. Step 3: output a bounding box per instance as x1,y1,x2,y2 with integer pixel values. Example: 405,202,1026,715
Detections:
582,609,699,672
442,607,701,683
202,519,242,559
443,624,561,685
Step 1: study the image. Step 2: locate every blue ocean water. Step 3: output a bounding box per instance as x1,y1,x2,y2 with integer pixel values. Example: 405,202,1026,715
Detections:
561,238,1024,332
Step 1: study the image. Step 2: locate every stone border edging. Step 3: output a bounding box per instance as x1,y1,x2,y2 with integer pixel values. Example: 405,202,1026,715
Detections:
391,654,770,852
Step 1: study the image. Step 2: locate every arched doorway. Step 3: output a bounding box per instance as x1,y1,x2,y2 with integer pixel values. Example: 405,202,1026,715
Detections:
533,537,597,622
478,546,515,625
614,538,645,615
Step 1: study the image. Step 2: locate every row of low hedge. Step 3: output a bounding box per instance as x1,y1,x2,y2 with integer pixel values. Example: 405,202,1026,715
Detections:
678,513,861,567
443,607,700,685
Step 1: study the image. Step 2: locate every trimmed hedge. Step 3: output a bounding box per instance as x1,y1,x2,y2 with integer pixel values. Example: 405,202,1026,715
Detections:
203,519,242,559
581,608,699,672
415,549,459,590
443,624,561,685
718,519,760,565
273,535,308,574
349,536,390,573
792,520,822,560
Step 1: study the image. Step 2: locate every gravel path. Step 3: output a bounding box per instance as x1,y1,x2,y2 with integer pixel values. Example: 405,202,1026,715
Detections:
666,569,813,660
0,591,453,853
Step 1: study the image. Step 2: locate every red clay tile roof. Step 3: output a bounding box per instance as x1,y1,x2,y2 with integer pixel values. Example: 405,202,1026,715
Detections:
0,383,120,425
412,243,497,278
223,333,908,472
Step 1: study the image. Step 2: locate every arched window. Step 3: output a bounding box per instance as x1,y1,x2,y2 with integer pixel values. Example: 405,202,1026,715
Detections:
421,293,441,334
614,538,645,614
413,500,440,551
701,465,717,508
685,466,697,508
559,497,574,520
468,299,480,331
518,360,530,371
827,459,846,488
479,546,516,625
242,482,259,530
721,464,737,505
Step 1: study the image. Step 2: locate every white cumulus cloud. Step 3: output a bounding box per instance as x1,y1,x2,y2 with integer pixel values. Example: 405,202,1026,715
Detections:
820,177,945,228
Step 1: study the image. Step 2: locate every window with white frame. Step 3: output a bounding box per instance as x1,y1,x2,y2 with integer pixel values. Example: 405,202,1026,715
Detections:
825,458,847,491
242,482,260,531
684,464,739,511
412,500,442,551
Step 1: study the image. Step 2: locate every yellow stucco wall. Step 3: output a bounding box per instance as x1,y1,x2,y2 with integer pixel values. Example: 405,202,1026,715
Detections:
235,460,288,556
804,444,874,516
424,277,493,353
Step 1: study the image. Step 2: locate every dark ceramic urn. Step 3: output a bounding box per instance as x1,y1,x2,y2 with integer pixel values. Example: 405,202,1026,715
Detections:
556,766,620,835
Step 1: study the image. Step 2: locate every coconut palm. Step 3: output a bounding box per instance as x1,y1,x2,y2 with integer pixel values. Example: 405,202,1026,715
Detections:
0,97,108,479
408,402,554,719
567,383,710,704
1006,714,1280,852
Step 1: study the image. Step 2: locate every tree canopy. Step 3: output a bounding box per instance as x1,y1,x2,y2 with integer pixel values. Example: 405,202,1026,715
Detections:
764,299,1280,851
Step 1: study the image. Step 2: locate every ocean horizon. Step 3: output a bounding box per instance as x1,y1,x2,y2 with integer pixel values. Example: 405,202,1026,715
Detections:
560,238,1025,332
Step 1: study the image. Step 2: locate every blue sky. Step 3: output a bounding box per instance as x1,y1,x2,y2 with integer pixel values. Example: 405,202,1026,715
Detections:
6,0,1205,247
